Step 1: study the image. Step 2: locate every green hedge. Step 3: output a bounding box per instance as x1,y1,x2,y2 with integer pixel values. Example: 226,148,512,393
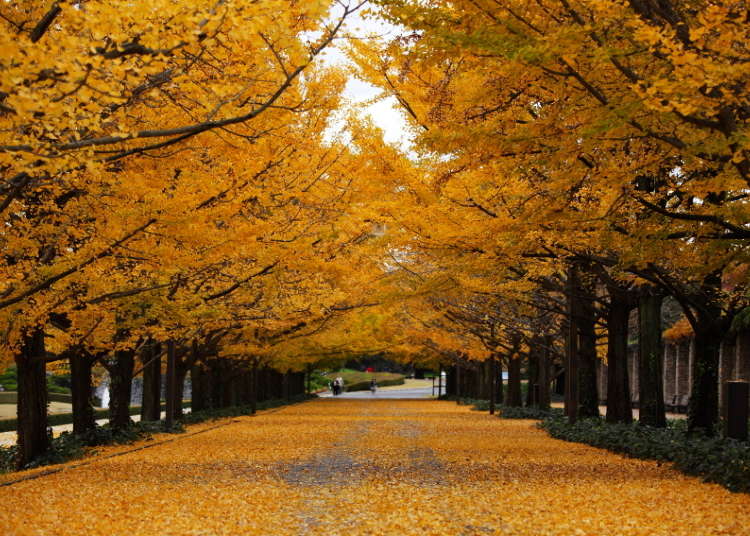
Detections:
540,416,750,494
449,396,750,494
449,397,563,420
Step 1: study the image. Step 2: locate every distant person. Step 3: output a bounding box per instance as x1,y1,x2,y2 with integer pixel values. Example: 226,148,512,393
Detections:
370,378,377,394
331,378,340,396
336,376,344,394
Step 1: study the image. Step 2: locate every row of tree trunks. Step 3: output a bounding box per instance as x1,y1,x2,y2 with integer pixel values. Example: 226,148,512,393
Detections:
443,265,732,435
13,325,306,468
188,360,305,413
444,351,553,410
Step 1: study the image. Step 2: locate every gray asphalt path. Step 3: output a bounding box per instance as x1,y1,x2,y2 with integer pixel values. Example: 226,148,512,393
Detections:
319,387,438,399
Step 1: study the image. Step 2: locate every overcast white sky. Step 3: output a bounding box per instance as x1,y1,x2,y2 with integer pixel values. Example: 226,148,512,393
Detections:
315,4,413,150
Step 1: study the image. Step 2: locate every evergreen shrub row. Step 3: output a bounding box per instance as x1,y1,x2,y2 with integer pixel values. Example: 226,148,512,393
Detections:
541,417,750,493
447,396,749,493
449,397,563,419
0,394,314,473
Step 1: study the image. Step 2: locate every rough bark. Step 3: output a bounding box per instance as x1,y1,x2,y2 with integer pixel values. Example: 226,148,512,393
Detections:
496,359,504,404
208,359,221,408
140,342,161,422
220,363,234,408
638,290,666,427
489,357,496,414
506,357,522,407
283,370,290,401
565,265,579,423
688,323,722,434
15,327,49,468
108,349,135,430
173,364,187,420
190,364,208,412
165,340,177,429
250,360,259,414
577,272,600,419
526,350,538,407
537,336,551,409
455,362,461,398
70,349,96,436
606,297,633,423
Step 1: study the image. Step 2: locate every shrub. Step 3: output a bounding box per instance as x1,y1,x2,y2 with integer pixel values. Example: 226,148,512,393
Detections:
448,397,562,420
499,406,563,420
540,416,750,493
0,402,182,432
0,394,315,473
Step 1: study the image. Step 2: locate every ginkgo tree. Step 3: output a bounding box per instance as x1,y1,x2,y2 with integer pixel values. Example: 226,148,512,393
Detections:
354,0,750,433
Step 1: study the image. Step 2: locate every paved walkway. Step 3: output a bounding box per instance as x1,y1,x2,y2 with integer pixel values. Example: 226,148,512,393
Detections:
320,387,436,399
1,399,749,535
319,378,443,399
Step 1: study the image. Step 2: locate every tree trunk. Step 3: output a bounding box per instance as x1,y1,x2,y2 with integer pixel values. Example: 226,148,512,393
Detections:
489,357,496,414
537,336,551,409
208,359,221,409
577,273,600,419
108,349,135,430
165,340,177,429
506,357,522,407
15,327,49,468
606,297,632,423
190,364,208,412
305,364,311,395
638,291,666,427
526,350,538,407
688,323,722,434
283,370,290,402
565,265,580,423
240,370,252,405
70,349,96,436
250,361,259,414
456,362,462,398
140,342,161,422
496,359,504,404
173,364,187,420
220,363,234,408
